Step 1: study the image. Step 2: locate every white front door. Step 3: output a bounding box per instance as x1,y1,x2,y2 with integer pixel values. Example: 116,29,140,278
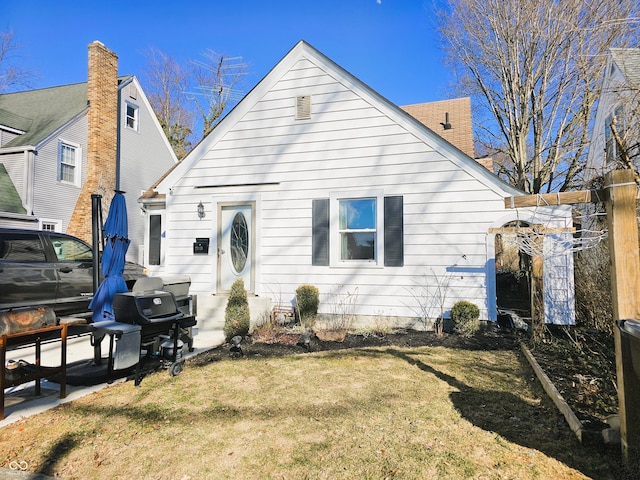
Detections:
218,203,254,293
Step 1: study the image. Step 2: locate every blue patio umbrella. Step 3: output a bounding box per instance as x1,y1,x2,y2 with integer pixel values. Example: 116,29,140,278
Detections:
90,192,131,322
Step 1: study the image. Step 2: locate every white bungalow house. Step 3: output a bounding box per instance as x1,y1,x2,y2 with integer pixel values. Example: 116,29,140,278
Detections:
0,41,178,263
140,40,575,329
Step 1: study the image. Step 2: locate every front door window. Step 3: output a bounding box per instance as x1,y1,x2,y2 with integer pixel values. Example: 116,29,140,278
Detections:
230,212,249,273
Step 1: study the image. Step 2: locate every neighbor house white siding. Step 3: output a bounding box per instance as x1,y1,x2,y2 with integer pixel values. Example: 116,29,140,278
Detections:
119,78,178,264
32,114,88,232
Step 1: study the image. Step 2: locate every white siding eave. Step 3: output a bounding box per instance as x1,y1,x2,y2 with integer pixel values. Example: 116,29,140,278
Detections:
0,145,36,154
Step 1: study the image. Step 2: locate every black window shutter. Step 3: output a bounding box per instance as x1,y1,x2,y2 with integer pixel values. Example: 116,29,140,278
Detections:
384,196,404,267
312,198,330,266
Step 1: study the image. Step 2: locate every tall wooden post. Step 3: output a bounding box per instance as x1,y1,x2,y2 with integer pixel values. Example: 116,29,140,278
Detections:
531,226,544,341
605,169,640,463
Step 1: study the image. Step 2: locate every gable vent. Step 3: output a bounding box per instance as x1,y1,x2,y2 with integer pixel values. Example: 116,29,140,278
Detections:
295,95,311,120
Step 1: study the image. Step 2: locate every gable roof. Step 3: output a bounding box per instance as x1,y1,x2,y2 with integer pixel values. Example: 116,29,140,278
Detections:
610,48,640,85
0,83,88,148
0,75,136,149
0,163,27,214
154,40,521,198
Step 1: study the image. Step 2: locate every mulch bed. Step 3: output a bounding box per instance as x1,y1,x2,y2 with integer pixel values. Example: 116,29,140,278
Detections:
522,327,618,431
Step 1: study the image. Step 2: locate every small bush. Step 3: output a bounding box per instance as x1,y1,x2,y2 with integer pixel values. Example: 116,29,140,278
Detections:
296,284,319,325
451,300,480,337
224,278,250,341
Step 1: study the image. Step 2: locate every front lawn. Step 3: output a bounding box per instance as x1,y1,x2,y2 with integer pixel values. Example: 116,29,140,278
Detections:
0,340,623,479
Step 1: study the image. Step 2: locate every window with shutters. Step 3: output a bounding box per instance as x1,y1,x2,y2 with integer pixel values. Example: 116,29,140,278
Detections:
312,193,403,267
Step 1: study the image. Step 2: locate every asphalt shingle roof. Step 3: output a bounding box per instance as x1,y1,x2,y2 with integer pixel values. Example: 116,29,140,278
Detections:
610,48,640,85
0,83,88,148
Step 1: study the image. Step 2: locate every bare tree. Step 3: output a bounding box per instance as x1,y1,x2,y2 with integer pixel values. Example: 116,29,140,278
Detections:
141,48,194,159
188,50,248,138
436,0,639,193
0,30,36,93
141,48,248,157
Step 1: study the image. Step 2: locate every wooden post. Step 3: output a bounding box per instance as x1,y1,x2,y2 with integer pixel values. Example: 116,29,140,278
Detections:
531,226,544,341
605,169,640,463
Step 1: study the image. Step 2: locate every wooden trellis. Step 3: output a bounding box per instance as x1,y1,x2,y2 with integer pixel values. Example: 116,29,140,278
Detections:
501,169,640,464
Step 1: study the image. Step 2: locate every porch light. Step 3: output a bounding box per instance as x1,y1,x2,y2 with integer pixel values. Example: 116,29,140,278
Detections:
197,201,205,219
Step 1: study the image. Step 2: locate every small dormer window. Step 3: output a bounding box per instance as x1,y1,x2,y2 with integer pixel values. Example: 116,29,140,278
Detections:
295,95,311,120
126,102,139,131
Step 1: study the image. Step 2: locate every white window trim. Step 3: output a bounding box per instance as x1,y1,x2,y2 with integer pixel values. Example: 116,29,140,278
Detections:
330,190,384,268
57,139,82,187
39,218,62,232
125,101,140,132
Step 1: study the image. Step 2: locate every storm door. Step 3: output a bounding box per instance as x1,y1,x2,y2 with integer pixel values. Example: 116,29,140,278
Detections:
217,203,255,294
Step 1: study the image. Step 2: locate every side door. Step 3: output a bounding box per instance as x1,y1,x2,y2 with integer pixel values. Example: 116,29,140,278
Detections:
217,203,255,294
0,231,59,310
47,233,95,315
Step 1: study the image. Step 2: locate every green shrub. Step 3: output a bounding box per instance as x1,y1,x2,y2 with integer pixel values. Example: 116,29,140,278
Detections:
296,284,319,325
224,278,250,341
451,301,480,337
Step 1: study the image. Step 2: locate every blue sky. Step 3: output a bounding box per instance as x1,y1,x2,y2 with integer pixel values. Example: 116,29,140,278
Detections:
3,0,453,107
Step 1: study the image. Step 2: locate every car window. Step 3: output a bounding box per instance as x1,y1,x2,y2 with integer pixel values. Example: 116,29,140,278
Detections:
0,233,47,261
50,235,93,262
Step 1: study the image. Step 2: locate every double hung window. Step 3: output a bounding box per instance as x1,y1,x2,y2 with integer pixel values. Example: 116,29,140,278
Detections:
338,198,376,261
312,193,403,267
58,140,80,186
126,102,139,131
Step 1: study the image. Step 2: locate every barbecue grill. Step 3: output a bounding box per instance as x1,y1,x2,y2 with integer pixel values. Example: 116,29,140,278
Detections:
90,289,196,382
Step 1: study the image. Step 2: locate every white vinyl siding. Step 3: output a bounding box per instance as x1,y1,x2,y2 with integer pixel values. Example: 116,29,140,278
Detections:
119,78,177,265
155,43,574,324
29,116,88,232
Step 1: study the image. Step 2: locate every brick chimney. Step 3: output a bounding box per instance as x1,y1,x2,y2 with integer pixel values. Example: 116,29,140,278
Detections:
66,41,119,243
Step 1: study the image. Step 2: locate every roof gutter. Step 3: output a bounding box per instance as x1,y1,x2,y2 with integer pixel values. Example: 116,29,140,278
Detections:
0,212,38,222
0,145,36,155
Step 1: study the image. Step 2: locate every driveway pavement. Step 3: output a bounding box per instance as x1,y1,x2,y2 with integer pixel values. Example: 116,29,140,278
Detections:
2,325,224,428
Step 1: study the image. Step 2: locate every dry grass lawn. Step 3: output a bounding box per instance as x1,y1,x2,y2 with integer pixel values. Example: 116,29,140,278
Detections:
0,344,622,479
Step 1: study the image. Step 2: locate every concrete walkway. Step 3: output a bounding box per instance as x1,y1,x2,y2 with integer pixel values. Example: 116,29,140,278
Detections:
1,324,225,428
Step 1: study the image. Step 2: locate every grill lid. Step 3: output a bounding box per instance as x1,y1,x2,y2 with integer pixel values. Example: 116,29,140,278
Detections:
112,291,182,324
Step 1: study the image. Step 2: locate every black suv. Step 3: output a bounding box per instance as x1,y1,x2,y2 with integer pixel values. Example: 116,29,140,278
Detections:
0,228,146,316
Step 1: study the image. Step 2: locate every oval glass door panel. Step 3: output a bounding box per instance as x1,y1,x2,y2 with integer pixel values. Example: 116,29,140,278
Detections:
230,212,249,273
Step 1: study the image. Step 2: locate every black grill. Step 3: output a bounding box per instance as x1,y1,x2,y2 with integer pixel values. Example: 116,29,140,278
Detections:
112,291,183,324
112,290,196,343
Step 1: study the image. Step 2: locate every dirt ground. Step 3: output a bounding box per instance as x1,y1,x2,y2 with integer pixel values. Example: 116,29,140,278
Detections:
522,326,618,431
193,325,619,437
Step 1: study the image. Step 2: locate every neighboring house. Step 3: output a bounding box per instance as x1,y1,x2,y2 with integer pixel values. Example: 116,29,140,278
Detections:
0,41,178,263
401,97,475,158
586,48,640,179
401,97,494,171
140,40,574,327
